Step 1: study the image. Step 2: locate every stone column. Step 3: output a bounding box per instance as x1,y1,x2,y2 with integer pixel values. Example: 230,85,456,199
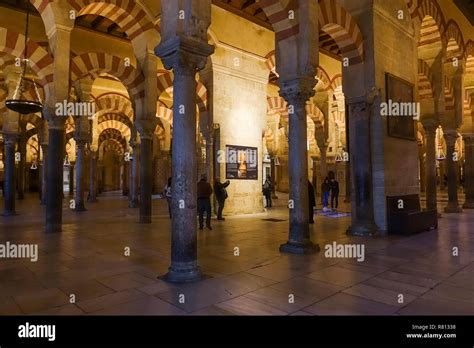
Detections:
463,134,474,208
271,155,278,199
422,120,438,211
17,121,27,200
138,131,153,223
40,143,48,205
319,143,328,179
87,150,98,202
419,143,426,193
74,140,87,212
279,80,319,254
129,140,139,208
2,133,17,216
122,161,129,196
346,97,377,236
156,33,214,282
344,157,350,203
68,162,74,197
45,116,66,233
444,130,462,213
311,156,317,197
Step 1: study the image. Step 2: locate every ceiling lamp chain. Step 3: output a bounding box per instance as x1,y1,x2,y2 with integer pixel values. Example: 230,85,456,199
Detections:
6,5,44,115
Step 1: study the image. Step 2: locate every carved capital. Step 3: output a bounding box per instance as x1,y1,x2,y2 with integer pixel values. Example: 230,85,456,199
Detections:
461,132,474,143
2,132,18,146
43,107,66,130
135,119,156,140
443,130,459,146
155,36,214,76
421,118,439,136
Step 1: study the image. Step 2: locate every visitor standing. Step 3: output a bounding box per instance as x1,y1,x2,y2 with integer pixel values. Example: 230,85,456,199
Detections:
163,177,172,218
330,177,340,211
263,175,273,208
197,174,213,230
321,177,330,211
214,177,230,220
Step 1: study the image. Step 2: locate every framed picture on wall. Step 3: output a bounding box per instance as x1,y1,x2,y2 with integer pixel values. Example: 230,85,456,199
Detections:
385,73,416,140
225,145,258,180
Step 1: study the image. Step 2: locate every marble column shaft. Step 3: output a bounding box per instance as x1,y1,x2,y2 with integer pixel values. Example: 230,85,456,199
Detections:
463,135,474,209
2,133,17,216
346,99,377,236
74,141,87,211
279,87,319,254
46,125,66,233
139,135,153,223
444,130,462,213
40,144,48,205
87,151,98,202
423,122,438,211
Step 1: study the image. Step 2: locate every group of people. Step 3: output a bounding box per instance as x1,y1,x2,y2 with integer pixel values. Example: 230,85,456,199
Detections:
164,175,230,230
263,173,339,222
162,172,340,229
321,173,339,212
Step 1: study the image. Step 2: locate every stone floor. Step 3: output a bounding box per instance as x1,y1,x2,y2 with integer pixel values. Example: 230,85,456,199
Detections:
0,191,473,315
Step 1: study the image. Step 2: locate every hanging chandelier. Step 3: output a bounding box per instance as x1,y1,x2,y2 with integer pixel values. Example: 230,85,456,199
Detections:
6,6,43,115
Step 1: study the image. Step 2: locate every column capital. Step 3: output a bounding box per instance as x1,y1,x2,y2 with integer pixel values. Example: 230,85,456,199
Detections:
75,138,88,147
1,132,18,145
443,129,459,146
135,120,156,140
462,133,474,143
279,77,315,107
155,36,214,76
43,107,67,130
421,118,439,133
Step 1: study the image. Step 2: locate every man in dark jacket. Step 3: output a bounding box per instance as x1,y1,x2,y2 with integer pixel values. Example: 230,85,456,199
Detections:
330,177,340,211
214,177,230,220
197,174,213,230
308,180,316,224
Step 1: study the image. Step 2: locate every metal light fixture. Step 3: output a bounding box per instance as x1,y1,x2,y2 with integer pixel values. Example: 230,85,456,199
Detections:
6,6,43,115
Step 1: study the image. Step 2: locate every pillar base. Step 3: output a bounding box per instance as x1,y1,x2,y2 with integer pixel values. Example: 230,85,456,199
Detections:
139,215,151,224
161,262,202,283
462,200,474,209
279,240,320,255
46,223,62,233
444,204,462,213
2,211,17,217
346,222,379,237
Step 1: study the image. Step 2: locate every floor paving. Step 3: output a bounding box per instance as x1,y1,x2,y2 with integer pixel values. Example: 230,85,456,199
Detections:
0,191,472,315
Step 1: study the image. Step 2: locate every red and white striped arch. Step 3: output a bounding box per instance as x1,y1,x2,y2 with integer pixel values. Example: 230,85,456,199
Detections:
444,20,465,60
259,0,299,42
97,118,131,142
0,27,54,95
71,52,145,100
414,0,446,49
98,127,128,150
418,59,434,100
94,92,133,120
318,0,364,65
465,40,474,75
444,76,454,112
98,112,133,130
156,70,208,113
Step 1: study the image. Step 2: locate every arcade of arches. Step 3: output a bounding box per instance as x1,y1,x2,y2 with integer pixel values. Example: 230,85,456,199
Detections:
0,0,473,315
